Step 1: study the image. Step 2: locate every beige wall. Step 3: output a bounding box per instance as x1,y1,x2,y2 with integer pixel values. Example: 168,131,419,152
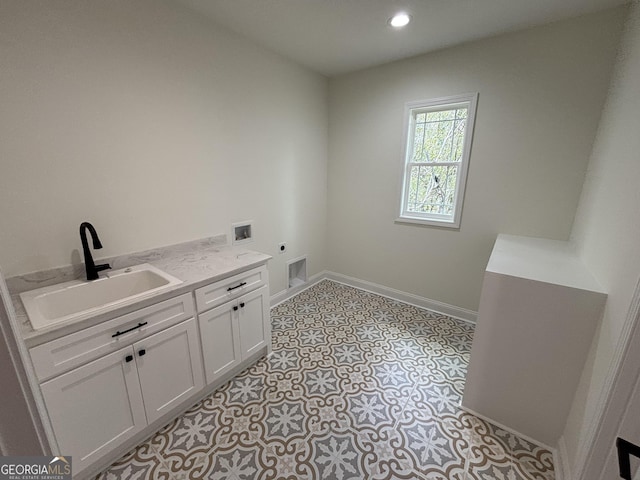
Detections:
326,8,626,312
562,3,640,477
0,0,328,295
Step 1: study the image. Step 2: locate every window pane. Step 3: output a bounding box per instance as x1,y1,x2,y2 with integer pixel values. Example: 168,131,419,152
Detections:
410,107,469,163
431,119,455,162
452,118,467,162
425,109,456,122
412,122,425,161
406,164,458,215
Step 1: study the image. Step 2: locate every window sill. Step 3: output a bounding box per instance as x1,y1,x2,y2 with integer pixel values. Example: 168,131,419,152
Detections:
395,216,460,229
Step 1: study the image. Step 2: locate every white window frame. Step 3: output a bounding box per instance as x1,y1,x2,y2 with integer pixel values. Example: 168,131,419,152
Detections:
396,93,478,229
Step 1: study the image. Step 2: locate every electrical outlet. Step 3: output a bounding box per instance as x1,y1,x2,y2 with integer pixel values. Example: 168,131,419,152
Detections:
278,242,287,254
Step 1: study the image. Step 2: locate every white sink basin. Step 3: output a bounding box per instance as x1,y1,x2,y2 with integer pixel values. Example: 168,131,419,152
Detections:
20,264,183,331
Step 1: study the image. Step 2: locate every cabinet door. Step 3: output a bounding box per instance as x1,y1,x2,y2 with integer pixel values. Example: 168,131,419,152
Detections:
40,347,146,472
134,318,204,424
238,285,271,358
199,303,242,385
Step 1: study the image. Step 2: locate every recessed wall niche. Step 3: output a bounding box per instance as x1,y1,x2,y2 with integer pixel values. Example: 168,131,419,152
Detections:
232,221,253,245
287,256,307,289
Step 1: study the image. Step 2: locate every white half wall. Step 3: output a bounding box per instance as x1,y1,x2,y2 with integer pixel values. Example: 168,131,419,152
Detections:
326,8,627,311
561,2,640,478
0,0,328,295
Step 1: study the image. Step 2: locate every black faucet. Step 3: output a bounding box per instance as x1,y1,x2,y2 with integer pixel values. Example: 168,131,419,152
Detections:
79,222,111,281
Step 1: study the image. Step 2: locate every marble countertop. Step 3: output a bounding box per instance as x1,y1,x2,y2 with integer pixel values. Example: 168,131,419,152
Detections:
9,237,271,347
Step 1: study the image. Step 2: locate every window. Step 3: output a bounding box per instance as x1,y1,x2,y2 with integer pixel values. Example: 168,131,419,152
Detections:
398,93,478,228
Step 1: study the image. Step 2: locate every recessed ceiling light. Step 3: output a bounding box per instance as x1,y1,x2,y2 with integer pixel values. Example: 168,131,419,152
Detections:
389,12,411,28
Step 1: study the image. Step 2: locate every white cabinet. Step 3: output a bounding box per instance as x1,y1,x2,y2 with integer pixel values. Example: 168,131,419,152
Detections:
27,259,270,477
30,293,194,382
135,318,204,424
39,317,204,472
195,265,267,312
40,347,146,471
199,302,242,383
238,286,270,358
198,280,270,385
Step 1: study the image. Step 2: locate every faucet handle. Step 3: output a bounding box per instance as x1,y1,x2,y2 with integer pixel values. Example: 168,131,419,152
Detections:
95,263,111,273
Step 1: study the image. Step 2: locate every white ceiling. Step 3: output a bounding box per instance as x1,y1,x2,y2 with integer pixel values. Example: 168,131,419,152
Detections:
173,0,629,76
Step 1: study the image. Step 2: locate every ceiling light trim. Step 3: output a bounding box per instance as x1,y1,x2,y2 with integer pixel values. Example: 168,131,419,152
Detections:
388,12,412,28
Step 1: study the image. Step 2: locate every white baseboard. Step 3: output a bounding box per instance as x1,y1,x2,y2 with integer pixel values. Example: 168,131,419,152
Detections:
270,270,477,323
461,407,567,479
460,405,555,452
270,271,328,308
556,435,571,480
323,271,477,323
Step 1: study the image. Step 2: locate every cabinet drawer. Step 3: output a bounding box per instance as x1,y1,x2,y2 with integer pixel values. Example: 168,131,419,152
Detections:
30,293,194,382
195,265,267,313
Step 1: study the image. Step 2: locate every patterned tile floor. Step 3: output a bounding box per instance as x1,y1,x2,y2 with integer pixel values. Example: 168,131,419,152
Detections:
96,280,555,480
